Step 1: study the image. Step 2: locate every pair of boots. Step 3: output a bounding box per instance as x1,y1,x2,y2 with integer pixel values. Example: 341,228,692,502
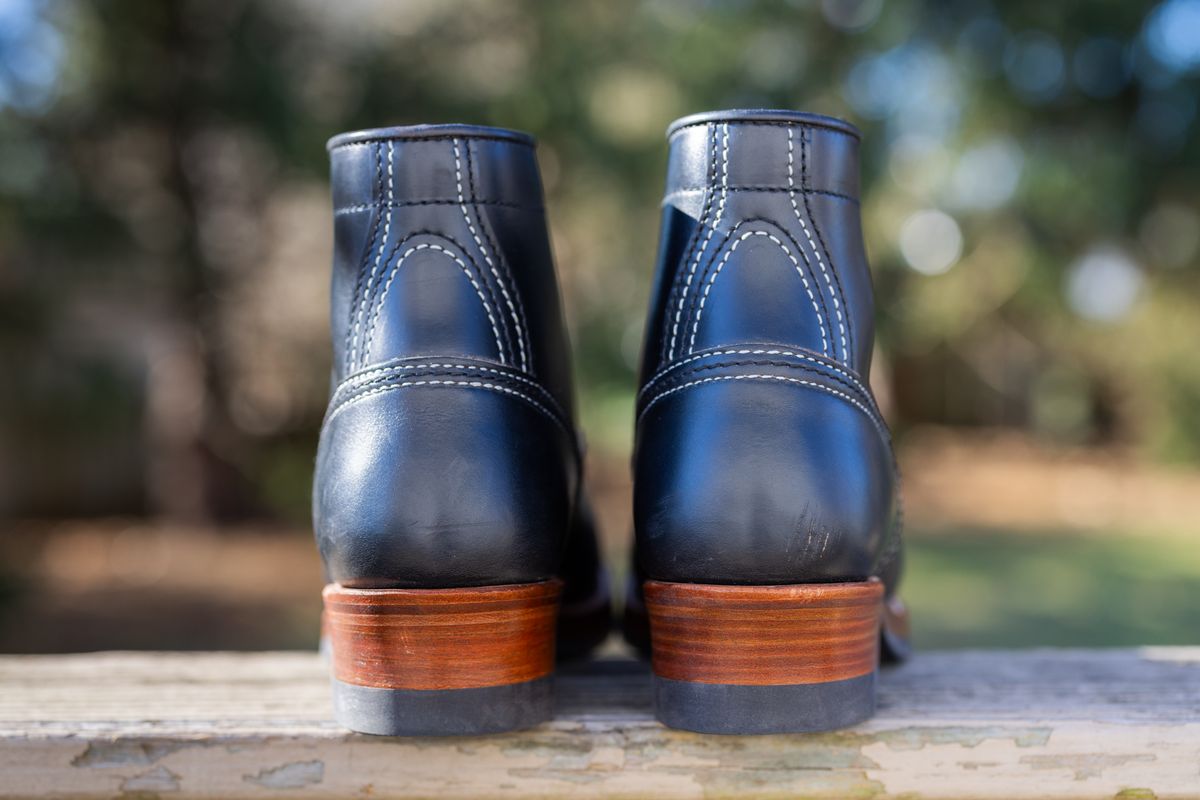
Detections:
313,109,907,737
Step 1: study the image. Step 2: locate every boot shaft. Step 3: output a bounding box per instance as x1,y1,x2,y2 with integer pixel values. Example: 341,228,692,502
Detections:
641,110,876,381
326,125,575,413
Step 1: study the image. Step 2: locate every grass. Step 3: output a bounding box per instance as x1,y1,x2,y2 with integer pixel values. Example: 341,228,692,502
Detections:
904,527,1200,649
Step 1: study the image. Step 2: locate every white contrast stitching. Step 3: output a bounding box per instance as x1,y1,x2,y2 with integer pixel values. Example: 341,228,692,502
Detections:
788,126,847,363
668,122,729,360
454,138,528,372
333,361,562,414
349,141,394,368
662,185,859,202
687,230,828,356
361,243,504,364
334,198,538,216
639,373,886,438
327,378,566,436
641,347,870,400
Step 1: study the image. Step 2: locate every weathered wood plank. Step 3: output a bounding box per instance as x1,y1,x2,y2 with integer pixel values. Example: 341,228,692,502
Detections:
0,648,1197,799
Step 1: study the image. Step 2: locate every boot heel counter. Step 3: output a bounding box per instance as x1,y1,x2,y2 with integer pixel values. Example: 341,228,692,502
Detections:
314,378,576,588
635,376,895,585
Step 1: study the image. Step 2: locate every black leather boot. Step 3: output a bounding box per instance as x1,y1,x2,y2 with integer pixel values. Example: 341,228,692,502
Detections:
314,124,609,736
629,110,908,734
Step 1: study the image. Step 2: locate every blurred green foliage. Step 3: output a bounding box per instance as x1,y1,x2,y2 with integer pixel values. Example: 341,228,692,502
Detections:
906,528,1200,648
0,0,1197,521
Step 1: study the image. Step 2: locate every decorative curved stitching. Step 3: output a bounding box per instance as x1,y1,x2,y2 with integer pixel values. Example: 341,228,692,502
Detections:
774,217,835,357
333,361,564,419
446,142,512,366
466,139,534,375
668,122,729,360
332,369,563,421
454,138,528,372
325,378,569,441
802,126,855,364
641,347,869,401
663,186,859,203
360,241,504,365
343,142,385,373
687,229,828,357
335,199,541,216
639,373,888,441
348,141,394,368
789,127,848,363
680,217,832,365
649,358,886,433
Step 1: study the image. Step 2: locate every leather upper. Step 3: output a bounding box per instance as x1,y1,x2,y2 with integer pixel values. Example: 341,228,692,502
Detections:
634,110,902,589
314,124,592,590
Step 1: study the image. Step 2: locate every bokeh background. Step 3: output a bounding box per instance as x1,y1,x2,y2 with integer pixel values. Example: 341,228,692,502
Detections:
2,0,1197,653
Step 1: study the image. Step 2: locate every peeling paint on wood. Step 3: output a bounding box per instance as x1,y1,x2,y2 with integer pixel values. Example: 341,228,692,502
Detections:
121,765,182,793
0,649,1197,799
243,760,324,789
72,741,185,769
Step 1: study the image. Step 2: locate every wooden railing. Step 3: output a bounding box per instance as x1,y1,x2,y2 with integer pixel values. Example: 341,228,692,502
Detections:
1,648,1197,798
